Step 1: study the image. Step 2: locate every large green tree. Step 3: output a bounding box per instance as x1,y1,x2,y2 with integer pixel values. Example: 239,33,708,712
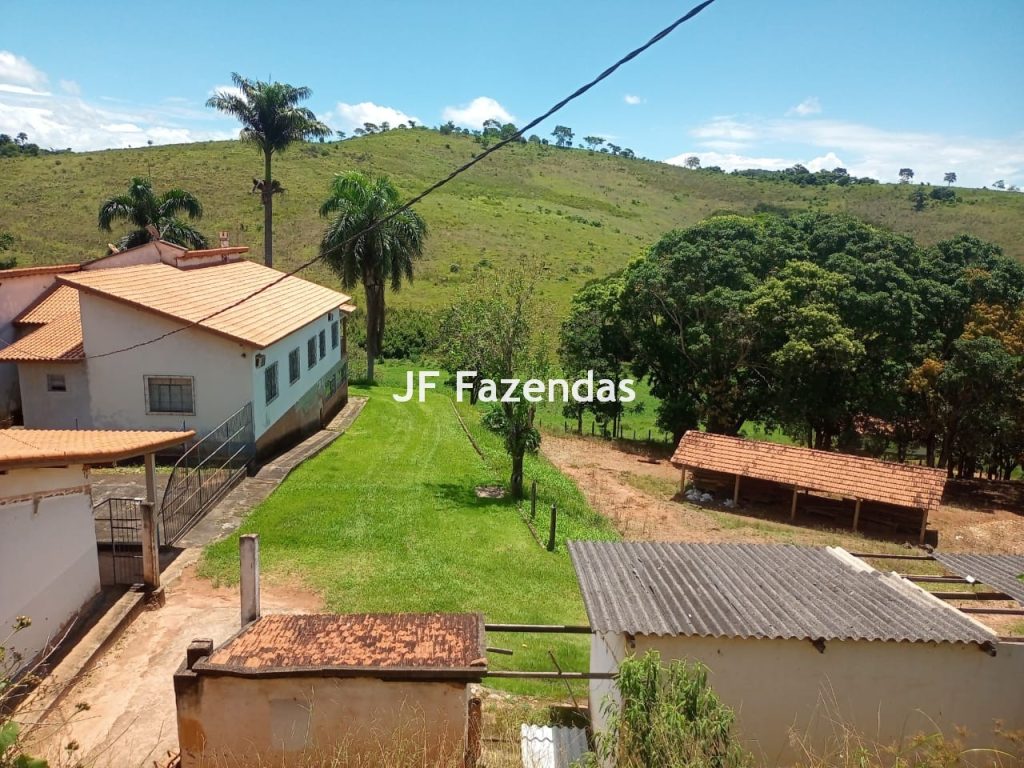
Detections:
440,267,546,499
97,177,206,250
319,171,427,383
207,73,330,267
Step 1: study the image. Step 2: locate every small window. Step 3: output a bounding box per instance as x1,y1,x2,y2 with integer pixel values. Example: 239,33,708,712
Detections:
318,329,326,359
307,337,317,369
288,348,300,384
146,376,194,414
331,321,339,350
47,373,67,392
265,362,279,405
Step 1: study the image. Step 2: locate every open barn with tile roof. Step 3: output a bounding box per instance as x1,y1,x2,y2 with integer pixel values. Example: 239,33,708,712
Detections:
570,540,1024,765
671,430,948,543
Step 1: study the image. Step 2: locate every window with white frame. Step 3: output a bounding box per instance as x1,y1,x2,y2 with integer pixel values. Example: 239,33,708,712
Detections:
145,376,194,414
289,348,300,384
331,321,339,350
318,329,326,359
307,337,317,369
46,373,67,392
265,362,279,404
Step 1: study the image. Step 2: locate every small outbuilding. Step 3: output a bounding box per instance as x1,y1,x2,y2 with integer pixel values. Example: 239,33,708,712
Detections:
671,430,947,543
569,540,1024,765
174,612,487,767
0,428,192,671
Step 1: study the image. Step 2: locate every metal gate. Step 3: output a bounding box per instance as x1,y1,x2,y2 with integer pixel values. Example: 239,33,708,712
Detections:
159,402,255,545
94,497,144,585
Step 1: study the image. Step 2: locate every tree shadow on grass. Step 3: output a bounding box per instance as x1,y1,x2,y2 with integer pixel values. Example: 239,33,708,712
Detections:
426,481,519,512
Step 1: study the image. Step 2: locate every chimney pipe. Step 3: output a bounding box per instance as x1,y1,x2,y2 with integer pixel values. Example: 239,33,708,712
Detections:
219,231,230,248
240,534,261,627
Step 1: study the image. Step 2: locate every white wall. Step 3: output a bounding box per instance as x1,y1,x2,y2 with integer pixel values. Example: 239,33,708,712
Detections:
18,363,91,429
250,310,342,439
0,466,101,671
0,272,63,419
80,293,253,435
82,240,176,271
591,632,1024,766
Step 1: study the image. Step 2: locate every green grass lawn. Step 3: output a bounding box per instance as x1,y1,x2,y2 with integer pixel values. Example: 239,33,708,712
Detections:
199,370,615,695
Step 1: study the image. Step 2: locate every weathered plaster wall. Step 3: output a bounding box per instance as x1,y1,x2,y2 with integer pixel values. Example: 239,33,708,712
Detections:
591,631,1024,766
175,673,470,767
19,362,91,429
0,465,101,671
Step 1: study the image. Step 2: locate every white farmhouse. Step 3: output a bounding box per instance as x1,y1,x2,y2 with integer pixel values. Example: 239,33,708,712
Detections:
569,540,1024,765
0,245,354,458
0,428,192,672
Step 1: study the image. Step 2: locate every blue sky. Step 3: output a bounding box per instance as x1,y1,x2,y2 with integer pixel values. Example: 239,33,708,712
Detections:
2,0,1022,187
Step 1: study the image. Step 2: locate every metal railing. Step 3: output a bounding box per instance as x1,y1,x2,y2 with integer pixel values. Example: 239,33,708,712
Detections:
159,402,254,545
94,496,144,585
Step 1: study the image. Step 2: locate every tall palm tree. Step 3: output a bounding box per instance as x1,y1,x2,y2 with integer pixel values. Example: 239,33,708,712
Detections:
207,73,331,267
319,172,427,383
98,177,206,250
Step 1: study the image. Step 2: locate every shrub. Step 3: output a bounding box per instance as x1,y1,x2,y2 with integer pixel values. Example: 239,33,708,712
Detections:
594,651,752,768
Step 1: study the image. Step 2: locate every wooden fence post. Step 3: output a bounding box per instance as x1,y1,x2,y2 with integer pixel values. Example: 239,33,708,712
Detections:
530,481,537,521
547,504,557,552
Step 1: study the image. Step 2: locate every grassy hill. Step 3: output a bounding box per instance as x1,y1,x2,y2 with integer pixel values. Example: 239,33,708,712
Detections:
2,128,1023,320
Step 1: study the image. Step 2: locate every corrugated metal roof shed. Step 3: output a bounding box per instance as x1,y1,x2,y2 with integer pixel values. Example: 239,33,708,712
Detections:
568,541,996,646
932,553,1024,605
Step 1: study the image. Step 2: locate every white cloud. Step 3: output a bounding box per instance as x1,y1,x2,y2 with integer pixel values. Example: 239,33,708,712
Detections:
0,83,49,97
0,55,234,151
333,101,419,131
0,51,47,88
671,113,1024,188
624,94,643,105
208,84,243,100
665,150,793,172
441,96,514,128
788,97,821,117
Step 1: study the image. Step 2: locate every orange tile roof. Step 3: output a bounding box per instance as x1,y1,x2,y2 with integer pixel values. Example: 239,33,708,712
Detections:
0,313,83,362
671,430,947,511
60,261,353,348
17,285,81,325
0,428,194,468
0,263,81,279
200,613,487,679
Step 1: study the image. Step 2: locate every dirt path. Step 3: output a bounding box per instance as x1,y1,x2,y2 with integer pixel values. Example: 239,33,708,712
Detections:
26,556,322,768
540,434,1024,554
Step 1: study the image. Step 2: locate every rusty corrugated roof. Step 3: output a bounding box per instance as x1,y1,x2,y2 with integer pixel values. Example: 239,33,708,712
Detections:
932,553,1024,605
198,613,487,679
0,428,194,468
59,260,353,348
672,430,946,511
568,540,996,646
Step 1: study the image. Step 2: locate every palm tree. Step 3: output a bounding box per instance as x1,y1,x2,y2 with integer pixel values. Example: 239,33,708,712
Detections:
207,73,331,267
319,172,427,383
98,177,206,250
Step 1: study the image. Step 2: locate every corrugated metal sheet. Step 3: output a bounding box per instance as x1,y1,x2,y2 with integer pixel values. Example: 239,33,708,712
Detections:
568,541,996,646
671,430,947,512
520,725,589,768
933,553,1024,605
